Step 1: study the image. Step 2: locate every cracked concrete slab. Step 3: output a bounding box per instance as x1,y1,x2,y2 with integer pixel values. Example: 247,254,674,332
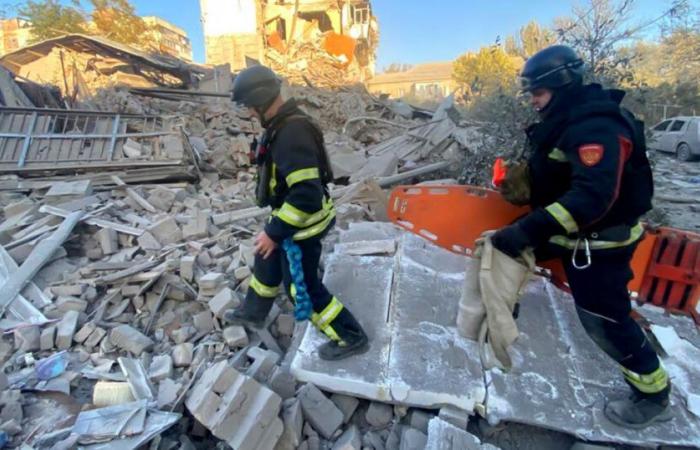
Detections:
290,222,700,447
292,224,484,410
487,279,700,447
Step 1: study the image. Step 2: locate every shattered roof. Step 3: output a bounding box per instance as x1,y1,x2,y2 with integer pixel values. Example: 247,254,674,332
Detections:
0,34,203,84
368,61,455,85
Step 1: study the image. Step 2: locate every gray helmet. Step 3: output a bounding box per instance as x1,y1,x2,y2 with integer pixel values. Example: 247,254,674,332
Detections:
232,65,281,109
520,45,584,92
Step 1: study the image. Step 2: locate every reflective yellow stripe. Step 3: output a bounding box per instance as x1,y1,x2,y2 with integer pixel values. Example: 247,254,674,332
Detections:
289,283,297,301
548,148,567,162
323,325,342,342
621,366,668,394
269,163,277,196
250,275,280,298
275,197,334,229
276,202,314,227
286,167,320,187
545,202,579,234
312,297,344,330
293,207,336,241
549,222,644,250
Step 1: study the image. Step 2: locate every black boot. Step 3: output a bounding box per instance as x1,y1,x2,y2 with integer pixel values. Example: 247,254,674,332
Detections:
223,297,273,329
318,327,369,361
604,385,673,429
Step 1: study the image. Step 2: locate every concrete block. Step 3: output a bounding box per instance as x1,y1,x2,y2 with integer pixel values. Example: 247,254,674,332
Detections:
84,327,106,349
209,287,239,318
425,417,498,450
400,427,427,450
186,360,283,449
147,187,176,212
56,310,80,350
171,326,195,344
73,321,97,344
51,284,85,297
157,378,181,408
56,296,88,313
331,394,359,424
223,326,249,348
193,310,214,333
297,384,343,439
333,425,361,450
362,431,385,450
279,399,303,449
180,255,195,282
96,228,119,255
40,326,56,351
183,210,210,240
14,326,40,352
276,314,295,337
172,343,194,367
438,405,469,430
269,368,297,399
149,355,174,382
246,347,280,383
109,324,154,355
234,265,252,281
366,402,394,428
137,231,162,251
407,409,433,434
199,272,224,290
147,217,182,246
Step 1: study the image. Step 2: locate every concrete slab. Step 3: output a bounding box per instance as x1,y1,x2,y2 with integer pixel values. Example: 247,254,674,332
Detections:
290,222,700,447
291,224,485,410
486,279,700,447
291,253,394,401
389,233,484,411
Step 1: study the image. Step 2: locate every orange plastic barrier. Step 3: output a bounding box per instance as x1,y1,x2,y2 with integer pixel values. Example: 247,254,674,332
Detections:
387,185,699,322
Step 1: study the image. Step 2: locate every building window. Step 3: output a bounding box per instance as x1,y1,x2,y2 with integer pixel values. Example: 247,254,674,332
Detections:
353,6,370,24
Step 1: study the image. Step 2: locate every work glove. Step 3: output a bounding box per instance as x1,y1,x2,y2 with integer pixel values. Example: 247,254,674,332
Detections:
490,223,532,258
500,161,531,206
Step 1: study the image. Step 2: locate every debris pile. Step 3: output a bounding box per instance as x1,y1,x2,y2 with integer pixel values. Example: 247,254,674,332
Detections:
0,30,696,450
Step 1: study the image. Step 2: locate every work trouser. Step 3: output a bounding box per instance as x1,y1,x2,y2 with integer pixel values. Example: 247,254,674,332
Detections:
538,240,669,398
244,235,363,343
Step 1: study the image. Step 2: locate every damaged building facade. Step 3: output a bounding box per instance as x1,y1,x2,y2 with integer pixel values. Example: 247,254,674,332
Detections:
200,0,379,86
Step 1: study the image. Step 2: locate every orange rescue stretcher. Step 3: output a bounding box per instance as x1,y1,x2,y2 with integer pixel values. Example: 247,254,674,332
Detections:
387,185,700,324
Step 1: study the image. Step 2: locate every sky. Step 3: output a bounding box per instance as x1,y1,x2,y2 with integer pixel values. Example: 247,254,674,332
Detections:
98,0,672,69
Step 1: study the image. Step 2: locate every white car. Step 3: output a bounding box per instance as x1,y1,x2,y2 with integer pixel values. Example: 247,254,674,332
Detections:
648,116,700,161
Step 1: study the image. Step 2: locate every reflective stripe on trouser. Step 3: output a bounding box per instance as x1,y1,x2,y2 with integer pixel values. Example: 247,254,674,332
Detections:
272,197,335,241
622,365,669,394
557,240,666,396
283,237,363,343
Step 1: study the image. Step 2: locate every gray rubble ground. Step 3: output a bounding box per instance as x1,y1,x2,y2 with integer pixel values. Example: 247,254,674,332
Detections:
0,64,697,450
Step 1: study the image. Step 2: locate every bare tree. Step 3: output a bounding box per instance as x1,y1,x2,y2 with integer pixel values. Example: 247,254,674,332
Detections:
555,0,686,85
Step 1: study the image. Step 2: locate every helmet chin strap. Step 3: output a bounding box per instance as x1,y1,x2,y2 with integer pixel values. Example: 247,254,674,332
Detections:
256,96,278,128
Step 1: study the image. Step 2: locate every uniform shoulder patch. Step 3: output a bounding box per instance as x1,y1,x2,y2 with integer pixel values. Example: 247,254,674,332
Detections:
578,144,604,167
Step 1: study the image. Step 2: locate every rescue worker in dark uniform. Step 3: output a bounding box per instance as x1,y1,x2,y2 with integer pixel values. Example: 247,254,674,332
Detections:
491,45,671,429
224,65,369,361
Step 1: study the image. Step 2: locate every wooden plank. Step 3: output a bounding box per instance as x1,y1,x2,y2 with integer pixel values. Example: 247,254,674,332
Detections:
110,175,157,213
40,205,144,236
0,211,82,314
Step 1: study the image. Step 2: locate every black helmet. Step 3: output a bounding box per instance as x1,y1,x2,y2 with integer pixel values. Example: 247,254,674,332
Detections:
520,45,584,92
232,65,281,109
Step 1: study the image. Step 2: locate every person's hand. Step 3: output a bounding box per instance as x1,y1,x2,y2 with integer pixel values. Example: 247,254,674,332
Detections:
490,224,531,258
254,231,278,259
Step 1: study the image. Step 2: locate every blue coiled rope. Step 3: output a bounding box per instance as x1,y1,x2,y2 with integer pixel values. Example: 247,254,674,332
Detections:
282,238,313,321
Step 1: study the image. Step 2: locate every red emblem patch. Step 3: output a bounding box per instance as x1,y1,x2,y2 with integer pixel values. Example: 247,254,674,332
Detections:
578,144,604,167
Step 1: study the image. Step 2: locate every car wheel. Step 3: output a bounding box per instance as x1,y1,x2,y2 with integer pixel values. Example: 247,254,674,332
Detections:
677,143,694,161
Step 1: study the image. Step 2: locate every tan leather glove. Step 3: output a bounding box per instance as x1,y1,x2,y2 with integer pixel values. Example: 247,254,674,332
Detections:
500,161,531,206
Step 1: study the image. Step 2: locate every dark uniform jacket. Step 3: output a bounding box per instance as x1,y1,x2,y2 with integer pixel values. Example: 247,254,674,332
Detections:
254,99,335,243
517,84,654,249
